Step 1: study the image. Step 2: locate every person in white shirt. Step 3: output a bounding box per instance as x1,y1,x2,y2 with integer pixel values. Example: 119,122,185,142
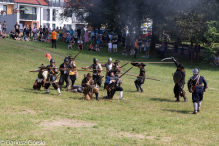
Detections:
108,40,112,53
77,39,83,44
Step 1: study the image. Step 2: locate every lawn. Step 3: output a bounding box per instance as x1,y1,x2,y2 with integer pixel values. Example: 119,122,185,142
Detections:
0,39,218,146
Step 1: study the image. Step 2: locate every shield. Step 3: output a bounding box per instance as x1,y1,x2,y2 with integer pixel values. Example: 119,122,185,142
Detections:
173,71,182,83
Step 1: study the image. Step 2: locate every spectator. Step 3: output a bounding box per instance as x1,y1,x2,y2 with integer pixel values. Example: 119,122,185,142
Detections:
66,33,72,43
39,25,43,35
9,30,15,39
14,22,20,35
48,26,51,33
77,39,83,44
173,41,178,56
68,39,75,49
84,30,89,46
32,26,37,40
145,40,151,58
56,27,59,41
215,55,219,65
14,32,20,40
1,31,6,38
122,34,126,47
52,29,57,49
26,25,29,37
126,34,130,51
160,43,166,59
194,45,200,59
39,34,42,42
3,21,7,32
74,29,78,43
94,44,100,52
104,33,109,47
81,27,85,41
69,28,74,37
122,47,127,56
43,25,46,35
112,36,118,54
164,40,168,56
130,47,135,56
102,33,105,47
99,34,103,48
28,25,32,38
108,40,112,53
59,27,63,41
138,36,142,52
77,27,81,39
89,43,94,51
62,30,67,42
134,39,138,59
44,28,49,40
23,25,27,36
63,24,67,32
78,41,83,50
97,34,100,47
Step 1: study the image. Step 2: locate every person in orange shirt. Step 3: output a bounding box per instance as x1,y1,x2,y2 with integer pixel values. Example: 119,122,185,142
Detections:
134,39,138,59
52,29,57,49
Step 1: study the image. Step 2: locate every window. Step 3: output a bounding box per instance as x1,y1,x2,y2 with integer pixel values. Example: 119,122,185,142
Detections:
52,24,55,30
52,9,56,21
3,5,7,14
47,9,50,21
32,8,36,14
33,23,37,28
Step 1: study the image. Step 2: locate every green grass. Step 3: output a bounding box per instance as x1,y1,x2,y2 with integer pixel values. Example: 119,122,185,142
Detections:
0,39,219,146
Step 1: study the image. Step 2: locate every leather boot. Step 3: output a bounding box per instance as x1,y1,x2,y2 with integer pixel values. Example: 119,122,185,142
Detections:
135,81,139,91
176,97,180,102
183,96,187,102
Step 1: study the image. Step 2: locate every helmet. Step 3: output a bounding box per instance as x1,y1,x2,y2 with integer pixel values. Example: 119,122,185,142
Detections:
108,57,112,62
50,59,55,63
64,57,69,63
192,68,199,75
93,58,98,64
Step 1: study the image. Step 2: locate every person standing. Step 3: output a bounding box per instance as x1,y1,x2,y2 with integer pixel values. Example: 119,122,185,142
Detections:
82,58,103,88
113,60,122,87
134,39,138,59
45,59,61,95
28,24,32,38
145,40,151,58
68,56,77,88
84,30,89,46
134,63,146,92
3,21,7,32
56,26,59,41
160,43,166,60
187,68,207,114
172,58,187,102
112,36,118,54
59,58,73,91
52,29,57,49
14,22,20,35
138,36,142,53
173,41,178,56
59,27,63,41
74,29,78,43
101,57,113,78
77,27,81,39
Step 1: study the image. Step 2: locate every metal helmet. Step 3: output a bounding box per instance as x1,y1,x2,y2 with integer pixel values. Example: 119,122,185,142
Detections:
64,57,69,63
108,57,112,62
93,58,98,64
192,68,199,75
50,59,55,63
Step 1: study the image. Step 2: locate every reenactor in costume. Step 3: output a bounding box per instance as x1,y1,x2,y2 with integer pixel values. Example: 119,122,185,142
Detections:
30,64,48,90
68,55,78,88
187,68,208,114
59,58,73,91
172,58,187,102
82,58,102,88
105,71,123,100
134,63,146,92
45,59,61,95
101,57,113,77
113,60,122,87
72,85,84,93
81,73,99,101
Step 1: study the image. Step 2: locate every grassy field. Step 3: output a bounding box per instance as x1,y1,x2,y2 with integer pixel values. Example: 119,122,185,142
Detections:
0,38,219,146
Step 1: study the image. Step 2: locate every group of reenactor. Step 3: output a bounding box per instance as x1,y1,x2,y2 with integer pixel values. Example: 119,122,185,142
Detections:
30,53,208,114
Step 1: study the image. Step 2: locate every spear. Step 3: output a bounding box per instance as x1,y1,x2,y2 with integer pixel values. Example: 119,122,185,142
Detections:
124,74,160,81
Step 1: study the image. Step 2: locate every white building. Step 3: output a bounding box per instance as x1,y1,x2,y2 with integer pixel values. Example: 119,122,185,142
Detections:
0,0,87,33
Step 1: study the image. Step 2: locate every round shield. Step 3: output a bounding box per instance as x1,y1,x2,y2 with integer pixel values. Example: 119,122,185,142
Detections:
173,71,182,83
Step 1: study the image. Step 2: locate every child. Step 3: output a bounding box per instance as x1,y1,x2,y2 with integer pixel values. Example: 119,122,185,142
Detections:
108,40,112,53
122,47,127,56
89,43,94,51
94,44,100,52
68,40,75,49
78,42,83,50
130,47,135,56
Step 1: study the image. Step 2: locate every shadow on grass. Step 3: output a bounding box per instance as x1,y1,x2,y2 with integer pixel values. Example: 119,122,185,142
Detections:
69,96,84,100
162,109,191,114
150,98,176,102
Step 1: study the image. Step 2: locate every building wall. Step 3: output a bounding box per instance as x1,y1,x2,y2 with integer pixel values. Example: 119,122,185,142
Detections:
0,13,17,33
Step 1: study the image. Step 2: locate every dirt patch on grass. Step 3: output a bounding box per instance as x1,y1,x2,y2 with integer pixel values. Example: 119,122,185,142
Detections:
19,108,36,114
40,118,96,128
119,132,156,140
